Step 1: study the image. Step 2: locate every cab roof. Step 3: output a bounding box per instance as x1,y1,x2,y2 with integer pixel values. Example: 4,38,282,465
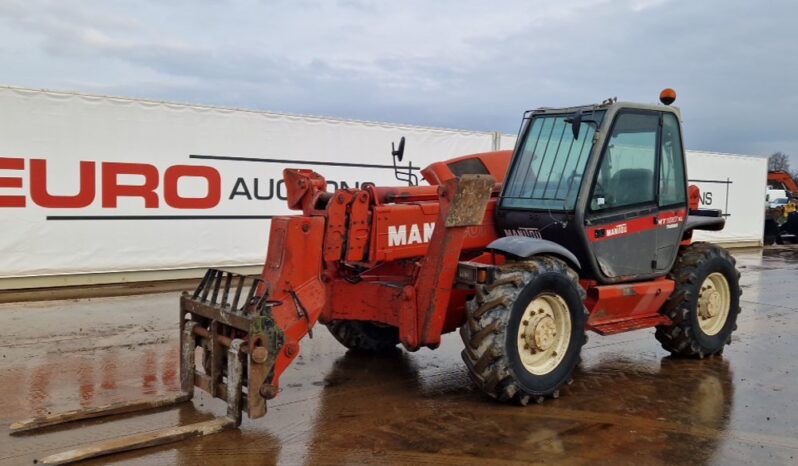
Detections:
529,101,681,119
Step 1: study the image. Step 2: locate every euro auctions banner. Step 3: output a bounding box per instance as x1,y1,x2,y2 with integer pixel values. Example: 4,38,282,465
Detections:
0,87,766,281
0,87,498,278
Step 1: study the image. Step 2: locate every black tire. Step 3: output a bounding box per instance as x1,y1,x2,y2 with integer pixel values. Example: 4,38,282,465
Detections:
764,219,779,246
655,242,741,358
460,256,587,405
326,320,400,352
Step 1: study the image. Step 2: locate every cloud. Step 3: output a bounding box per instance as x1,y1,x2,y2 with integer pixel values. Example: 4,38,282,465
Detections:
0,0,796,164
629,0,669,12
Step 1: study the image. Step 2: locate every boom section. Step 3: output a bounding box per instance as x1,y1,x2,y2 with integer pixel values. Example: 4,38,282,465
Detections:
283,168,501,265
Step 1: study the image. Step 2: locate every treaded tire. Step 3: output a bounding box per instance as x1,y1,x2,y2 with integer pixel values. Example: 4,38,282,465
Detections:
655,242,742,358
764,219,779,246
326,320,400,352
460,256,587,405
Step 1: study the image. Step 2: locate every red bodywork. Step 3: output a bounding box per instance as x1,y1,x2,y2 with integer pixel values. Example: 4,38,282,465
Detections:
258,150,675,390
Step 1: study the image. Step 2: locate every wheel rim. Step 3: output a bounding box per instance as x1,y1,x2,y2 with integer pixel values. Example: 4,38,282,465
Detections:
697,272,731,336
516,293,572,375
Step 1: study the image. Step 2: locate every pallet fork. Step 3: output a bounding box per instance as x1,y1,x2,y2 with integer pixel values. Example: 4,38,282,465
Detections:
10,270,283,465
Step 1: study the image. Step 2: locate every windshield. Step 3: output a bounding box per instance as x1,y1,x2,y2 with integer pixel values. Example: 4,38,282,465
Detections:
502,110,604,210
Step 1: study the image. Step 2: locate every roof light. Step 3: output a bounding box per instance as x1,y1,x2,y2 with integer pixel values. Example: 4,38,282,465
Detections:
659,88,677,105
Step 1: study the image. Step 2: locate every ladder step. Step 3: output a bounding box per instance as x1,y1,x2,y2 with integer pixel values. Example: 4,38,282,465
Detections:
589,315,670,335
37,416,236,465
10,392,190,434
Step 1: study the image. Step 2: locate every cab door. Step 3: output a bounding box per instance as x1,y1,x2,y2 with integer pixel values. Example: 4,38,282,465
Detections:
653,112,688,271
585,110,661,280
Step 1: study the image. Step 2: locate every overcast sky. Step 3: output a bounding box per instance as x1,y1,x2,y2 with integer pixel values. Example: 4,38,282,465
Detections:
1,0,796,165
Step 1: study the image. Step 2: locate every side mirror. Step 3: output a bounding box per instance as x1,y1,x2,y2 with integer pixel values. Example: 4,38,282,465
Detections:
390,136,417,186
566,109,583,140
392,136,406,162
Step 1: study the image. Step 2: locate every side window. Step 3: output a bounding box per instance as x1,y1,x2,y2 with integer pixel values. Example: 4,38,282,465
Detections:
659,113,687,206
591,112,659,211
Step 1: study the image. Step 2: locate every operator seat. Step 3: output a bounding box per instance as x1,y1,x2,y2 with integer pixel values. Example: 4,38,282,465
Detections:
611,168,654,206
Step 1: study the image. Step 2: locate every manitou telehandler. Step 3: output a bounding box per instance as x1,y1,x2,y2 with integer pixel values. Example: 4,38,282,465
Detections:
13,89,742,464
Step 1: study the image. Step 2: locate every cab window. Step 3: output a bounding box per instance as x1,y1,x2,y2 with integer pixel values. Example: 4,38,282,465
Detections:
502,111,604,210
591,112,659,211
659,113,687,206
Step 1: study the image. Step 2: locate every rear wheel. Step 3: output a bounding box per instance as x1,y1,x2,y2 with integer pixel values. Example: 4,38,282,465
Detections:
655,243,741,358
461,256,587,405
326,320,400,352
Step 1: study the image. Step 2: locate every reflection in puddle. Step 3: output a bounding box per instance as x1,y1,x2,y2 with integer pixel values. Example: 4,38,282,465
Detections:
18,345,181,418
297,351,734,466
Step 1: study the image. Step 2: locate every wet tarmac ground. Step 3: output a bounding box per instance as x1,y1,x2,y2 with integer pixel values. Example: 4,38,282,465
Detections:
1,247,797,465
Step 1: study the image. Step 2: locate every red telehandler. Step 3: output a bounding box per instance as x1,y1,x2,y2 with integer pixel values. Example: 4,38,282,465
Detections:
12,90,741,464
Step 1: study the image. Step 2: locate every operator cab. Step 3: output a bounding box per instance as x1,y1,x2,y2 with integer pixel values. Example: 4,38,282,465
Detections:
496,92,689,284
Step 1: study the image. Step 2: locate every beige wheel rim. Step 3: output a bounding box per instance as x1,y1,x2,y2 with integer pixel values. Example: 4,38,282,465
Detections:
516,293,572,375
697,272,731,336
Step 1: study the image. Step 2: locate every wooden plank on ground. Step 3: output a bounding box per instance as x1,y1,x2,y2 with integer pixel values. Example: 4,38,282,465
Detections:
9,392,190,433
37,416,235,465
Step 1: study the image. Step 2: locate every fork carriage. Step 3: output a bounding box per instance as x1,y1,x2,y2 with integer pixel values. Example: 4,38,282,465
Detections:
179,268,285,424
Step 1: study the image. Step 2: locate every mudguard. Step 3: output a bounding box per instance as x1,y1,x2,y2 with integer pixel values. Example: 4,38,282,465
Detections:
486,236,581,270
684,212,725,232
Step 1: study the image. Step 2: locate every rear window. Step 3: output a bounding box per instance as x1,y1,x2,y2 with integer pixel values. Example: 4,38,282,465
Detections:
448,158,489,176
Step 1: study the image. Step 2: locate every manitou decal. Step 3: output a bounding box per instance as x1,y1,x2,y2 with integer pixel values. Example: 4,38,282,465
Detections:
504,227,542,239
388,222,435,247
605,223,628,237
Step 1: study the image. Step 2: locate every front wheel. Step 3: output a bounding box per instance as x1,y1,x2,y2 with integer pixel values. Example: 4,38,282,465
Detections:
655,243,742,358
460,256,587,405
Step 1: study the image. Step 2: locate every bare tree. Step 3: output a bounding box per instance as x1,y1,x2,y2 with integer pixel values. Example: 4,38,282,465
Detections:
768,152,791,172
